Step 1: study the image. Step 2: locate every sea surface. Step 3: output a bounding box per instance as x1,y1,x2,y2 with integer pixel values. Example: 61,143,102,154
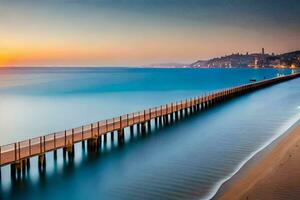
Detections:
0,67,299,200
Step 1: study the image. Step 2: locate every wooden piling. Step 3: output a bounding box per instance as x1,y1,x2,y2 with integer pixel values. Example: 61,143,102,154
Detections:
53,149,57,160
26,158,30,169
118,129,125,145
179,109,183,118
141,122,146,134
147,120,151,131
97,136,102,147
111,131,114,142
175,111,179,121
63,147,67,158
104,134,107,143
38,154,46,170
171,113,174,122
82,140,85,149
130,125,134,136
11,163,16,177
87,138,98,152
184,107,188,117
137,123,140,132
66,144,74,161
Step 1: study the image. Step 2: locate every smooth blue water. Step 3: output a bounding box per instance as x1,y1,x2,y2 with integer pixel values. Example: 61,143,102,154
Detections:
0,67,299,200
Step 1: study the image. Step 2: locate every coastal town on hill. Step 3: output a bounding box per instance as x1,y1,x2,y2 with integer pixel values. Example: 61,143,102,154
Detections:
147,49,300,69
191,49,300,69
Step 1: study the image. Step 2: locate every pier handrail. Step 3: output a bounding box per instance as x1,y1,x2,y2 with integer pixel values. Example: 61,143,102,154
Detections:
0,72,299,167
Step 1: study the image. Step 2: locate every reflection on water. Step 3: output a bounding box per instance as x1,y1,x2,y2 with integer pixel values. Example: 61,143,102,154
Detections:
1,119,186,199
0,68,300,200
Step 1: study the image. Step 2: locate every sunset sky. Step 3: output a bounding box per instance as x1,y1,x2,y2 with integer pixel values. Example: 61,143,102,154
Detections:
0,0,299,67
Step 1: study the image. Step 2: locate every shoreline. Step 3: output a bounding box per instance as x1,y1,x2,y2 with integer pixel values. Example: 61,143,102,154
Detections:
212,116,300,200
207,111,300,200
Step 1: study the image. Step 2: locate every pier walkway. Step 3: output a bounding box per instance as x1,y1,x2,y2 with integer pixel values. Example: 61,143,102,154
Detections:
1,72,299,177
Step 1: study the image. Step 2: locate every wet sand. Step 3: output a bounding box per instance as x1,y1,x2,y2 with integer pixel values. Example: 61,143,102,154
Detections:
217,122,300,200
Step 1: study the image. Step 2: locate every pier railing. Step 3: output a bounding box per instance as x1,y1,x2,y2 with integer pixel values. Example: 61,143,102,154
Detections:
1,72,299,167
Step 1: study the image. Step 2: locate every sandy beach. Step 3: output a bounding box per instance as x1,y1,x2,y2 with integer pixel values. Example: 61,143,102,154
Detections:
217,122,300,200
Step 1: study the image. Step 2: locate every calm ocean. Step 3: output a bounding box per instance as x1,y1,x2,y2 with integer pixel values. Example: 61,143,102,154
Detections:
0,67,299,200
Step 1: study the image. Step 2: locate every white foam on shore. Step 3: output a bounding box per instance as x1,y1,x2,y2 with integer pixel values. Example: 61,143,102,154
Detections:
202,109,300,200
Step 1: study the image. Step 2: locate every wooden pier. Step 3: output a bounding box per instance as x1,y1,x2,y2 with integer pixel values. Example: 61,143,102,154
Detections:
0,72,299,177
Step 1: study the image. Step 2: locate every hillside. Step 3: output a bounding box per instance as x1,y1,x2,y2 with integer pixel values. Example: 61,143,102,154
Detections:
190,50,300,68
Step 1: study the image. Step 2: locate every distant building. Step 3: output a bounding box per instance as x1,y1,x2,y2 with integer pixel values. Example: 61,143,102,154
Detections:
269,58,281,67
262,48,265,55
254,58,258,68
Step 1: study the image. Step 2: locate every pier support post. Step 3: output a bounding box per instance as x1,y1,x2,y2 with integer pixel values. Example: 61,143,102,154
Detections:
159,116,162,126
87,138,98,152
38,154,46,171
63,147,67,159
54,150,57,160
147,120,151,132
12,161,22,178
10,159,30,177
130,125,134,137
111,131,114,142
66,144,74,161
26,158,30,169
141,123,146,134
118,129,125,145
97,136,102,148
104,134,107,144
137,123,140,133
175,111,179,121
162,115,165,125
171,113,175,123
11,163,16,177
21,159,27,175
82,140,86,149
17,163,21,178
22,159,26,172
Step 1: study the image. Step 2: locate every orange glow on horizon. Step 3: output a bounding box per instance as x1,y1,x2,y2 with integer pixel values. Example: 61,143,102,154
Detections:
0,40,207,67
